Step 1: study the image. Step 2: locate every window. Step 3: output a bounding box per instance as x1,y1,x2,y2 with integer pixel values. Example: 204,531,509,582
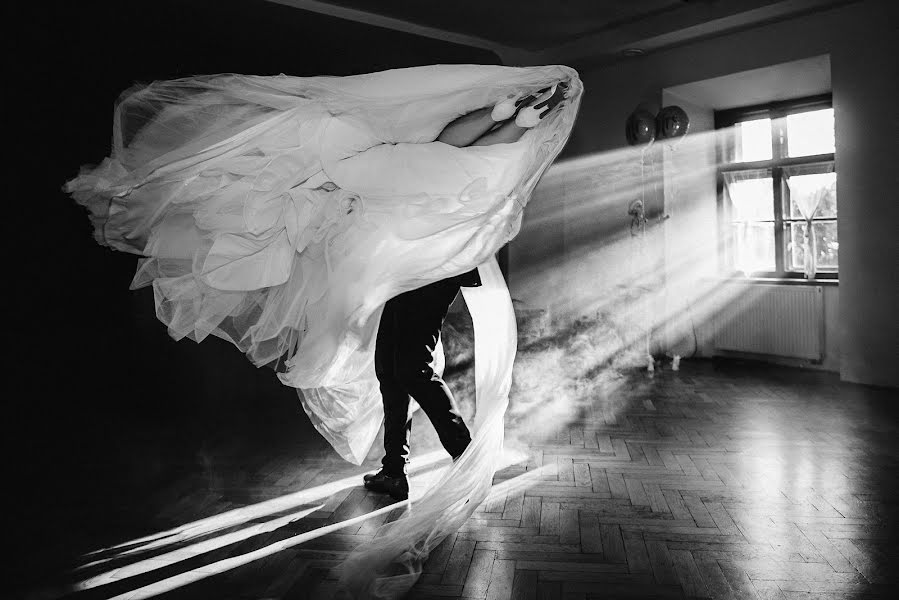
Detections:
716,95,837,279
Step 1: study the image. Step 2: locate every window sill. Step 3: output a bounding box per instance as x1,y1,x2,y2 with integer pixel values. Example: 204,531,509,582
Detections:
716,276,839,286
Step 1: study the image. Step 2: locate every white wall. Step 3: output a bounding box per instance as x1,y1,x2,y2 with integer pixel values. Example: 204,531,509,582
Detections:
510,0,898,387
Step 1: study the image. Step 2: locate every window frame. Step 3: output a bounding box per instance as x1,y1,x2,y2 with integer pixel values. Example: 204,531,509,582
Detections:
715,94,837,280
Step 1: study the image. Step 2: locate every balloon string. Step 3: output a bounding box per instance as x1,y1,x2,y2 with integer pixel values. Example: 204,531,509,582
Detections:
639,146,650,366
641,146,646,209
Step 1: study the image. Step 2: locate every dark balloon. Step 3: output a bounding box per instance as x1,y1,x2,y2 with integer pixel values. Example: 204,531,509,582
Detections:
625,109,657,146
656,105,690,140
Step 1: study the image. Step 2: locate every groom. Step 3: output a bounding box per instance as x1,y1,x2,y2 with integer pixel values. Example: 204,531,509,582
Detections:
362,83,570,501
363,267,481,500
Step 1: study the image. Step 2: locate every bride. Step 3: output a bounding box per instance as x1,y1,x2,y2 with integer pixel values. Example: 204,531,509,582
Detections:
65,64,582,597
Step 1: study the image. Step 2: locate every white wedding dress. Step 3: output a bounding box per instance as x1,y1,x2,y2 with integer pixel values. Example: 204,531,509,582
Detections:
65,64,582,597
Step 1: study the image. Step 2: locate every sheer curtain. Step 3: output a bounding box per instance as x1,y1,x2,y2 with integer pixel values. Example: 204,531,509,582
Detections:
786,172,831,279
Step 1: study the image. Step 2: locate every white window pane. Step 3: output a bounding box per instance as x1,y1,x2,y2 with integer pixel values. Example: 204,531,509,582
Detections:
724,173,774,221
786,222,806,272
731,222,775,274
787,108,834,157
735,118,772,162
786,221,838,272
786,172,837,219
813,221,839,269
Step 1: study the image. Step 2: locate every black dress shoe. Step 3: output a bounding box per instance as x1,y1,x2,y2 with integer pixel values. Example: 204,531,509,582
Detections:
363,469,409,500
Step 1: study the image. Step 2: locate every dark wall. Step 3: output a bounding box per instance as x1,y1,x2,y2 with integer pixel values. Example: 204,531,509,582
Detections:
10,0,499,584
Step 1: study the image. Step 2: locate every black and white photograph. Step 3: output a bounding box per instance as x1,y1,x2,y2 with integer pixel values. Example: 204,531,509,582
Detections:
9,0,898,598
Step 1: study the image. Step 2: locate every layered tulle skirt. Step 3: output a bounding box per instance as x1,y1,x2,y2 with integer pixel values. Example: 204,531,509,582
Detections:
65,64,582,596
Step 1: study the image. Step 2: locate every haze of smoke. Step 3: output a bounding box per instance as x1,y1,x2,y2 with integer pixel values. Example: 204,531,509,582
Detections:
442,303,642,449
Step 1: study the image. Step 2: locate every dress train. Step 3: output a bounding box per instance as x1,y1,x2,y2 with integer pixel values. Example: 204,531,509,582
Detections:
64,64,582,596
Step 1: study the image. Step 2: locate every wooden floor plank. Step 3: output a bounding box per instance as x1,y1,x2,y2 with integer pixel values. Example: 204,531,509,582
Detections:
442,538,477,585
511,569,538,600
670,548,712,598
485,559,516,600
462,548,496,598
600,523,627,563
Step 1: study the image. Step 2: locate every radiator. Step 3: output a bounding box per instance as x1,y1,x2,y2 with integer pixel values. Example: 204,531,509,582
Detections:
713,284,824,361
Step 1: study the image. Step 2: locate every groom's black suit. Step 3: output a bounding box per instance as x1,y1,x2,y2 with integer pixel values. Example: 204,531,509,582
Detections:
374,267,480,476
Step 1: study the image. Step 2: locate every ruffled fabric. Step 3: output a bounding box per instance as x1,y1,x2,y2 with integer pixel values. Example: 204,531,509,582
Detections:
65,64,582,596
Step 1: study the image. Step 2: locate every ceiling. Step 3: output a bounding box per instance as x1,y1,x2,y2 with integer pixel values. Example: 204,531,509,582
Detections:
665,54,832,110
265,0,856,65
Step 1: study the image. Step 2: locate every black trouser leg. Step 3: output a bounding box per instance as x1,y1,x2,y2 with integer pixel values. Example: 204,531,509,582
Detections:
375,299,412,477
400,370,471,460
374,278,472,474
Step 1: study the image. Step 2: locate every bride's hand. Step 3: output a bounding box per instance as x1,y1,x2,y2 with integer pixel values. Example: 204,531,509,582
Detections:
514,82,570,128
531,81,569,113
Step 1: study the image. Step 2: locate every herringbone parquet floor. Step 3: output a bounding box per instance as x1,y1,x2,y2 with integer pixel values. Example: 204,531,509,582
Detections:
26,360,898,600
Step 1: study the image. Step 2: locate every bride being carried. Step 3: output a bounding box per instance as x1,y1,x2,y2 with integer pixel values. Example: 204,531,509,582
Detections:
65,64,582,597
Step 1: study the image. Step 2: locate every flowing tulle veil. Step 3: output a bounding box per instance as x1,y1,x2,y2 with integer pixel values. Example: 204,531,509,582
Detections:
65,64,582,596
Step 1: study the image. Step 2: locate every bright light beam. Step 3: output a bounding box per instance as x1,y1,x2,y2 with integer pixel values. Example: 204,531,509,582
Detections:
102,501,402,600
99,465,553,600
79,450,449,565
73,504,324,591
